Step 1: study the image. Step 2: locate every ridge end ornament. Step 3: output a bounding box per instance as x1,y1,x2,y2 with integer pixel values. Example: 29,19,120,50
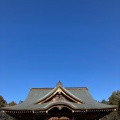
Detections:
56,81,63,87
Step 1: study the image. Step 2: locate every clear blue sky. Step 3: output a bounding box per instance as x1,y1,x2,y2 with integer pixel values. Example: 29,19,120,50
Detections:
0,0,120,104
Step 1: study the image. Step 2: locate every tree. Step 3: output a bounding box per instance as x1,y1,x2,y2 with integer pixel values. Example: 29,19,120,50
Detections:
9,101,16,106
108,90,120,119
101,99,109,105
0,96,7,108
109,90,120,105
18,100,23,104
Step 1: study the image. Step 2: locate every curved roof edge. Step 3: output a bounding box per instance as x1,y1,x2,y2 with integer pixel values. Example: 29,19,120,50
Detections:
35,81,83,104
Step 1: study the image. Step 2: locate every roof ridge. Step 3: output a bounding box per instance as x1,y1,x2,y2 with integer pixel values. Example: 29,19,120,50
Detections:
66,87,88,90
31,88,53,90
30,87,88,90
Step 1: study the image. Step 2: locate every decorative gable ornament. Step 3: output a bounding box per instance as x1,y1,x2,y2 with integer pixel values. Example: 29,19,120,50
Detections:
37,81,83,104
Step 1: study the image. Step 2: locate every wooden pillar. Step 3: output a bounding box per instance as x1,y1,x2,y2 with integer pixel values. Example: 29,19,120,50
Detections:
44,115,48,120
42,115,48,120
96,112,99,120
69,116,74,120
33,115,35,120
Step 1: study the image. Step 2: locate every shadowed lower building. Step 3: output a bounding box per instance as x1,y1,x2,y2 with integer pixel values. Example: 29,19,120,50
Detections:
2,82,116,120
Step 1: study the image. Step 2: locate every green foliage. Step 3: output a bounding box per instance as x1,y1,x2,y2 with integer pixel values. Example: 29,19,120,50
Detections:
0,112,17,120
9,101,17,106
101,99,109,105
0,96,6,108
18,100,23,104
109,90,120,105
101,90,120,120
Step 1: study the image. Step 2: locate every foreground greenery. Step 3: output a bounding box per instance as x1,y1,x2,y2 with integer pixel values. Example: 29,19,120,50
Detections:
0,112,17,120
0,90,120,120
101,90,120,120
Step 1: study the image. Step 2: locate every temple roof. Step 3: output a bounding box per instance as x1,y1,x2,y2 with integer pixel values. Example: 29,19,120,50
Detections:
2,82,116,111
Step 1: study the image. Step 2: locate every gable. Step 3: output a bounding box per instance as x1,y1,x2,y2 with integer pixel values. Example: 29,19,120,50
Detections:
36,87,83,104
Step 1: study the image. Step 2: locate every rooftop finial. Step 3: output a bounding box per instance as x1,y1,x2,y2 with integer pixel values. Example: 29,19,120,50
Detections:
56,81,63,87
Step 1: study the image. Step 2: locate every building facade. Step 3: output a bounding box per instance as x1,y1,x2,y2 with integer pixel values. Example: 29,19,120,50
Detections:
2,82,116,120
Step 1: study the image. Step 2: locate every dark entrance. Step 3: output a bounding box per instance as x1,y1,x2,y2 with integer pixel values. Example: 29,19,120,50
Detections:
48,106,72,120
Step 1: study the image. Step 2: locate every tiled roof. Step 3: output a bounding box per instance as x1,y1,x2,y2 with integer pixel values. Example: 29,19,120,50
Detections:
2,82,116,111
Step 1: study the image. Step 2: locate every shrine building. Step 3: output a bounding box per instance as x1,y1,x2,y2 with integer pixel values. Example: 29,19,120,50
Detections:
2,81,116,120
